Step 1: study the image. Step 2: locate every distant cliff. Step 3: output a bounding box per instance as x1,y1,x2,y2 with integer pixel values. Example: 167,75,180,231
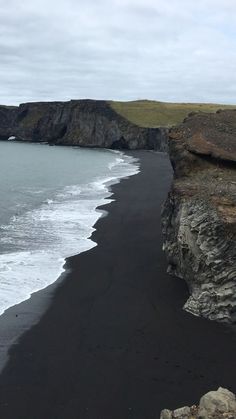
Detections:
162,110,236,323
0,100,168,150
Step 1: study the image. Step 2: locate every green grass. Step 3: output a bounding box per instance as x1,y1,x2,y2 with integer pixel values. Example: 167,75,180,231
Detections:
109,100,236,128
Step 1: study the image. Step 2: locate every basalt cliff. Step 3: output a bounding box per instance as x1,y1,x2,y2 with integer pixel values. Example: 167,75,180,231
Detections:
162,109,236,323
0,100,167,150
2,100,236,322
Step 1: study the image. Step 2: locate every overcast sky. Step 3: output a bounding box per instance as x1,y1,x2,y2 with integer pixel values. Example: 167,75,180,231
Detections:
0,0,235,105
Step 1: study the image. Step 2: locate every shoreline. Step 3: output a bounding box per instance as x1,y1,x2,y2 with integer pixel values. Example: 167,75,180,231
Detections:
0,151,235,419
0,143,139,318
0,149,139,371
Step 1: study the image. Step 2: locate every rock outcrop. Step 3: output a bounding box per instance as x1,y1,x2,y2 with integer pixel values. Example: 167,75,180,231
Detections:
160,387,236,419
162,110,236,323
0,100,168,150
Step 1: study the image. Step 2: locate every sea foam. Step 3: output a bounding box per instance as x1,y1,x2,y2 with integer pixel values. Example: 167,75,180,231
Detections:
0,152,139,315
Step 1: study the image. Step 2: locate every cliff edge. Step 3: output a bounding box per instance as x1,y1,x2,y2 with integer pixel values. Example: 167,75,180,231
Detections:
162,110,236,323
0,100,167,150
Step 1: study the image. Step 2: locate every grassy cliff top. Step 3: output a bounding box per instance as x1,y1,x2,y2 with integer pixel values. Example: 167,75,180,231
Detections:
109,100,236,128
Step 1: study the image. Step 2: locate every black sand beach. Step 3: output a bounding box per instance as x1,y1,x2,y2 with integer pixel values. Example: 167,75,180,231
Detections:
0,151,236,419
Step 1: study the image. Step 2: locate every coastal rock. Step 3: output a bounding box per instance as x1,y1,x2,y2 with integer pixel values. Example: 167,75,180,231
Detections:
160,409,173,419
0,100,168,150
172,406,191,418
162,110,236,323
0,105,18,140
160,388,236,419
184,111,236,162
199,387,236,418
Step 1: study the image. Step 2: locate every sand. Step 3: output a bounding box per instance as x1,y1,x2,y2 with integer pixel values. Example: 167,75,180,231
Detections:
0,151,235,419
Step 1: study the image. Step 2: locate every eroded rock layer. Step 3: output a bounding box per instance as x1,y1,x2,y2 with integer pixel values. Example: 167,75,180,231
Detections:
0,100,168,150
162,110,236,323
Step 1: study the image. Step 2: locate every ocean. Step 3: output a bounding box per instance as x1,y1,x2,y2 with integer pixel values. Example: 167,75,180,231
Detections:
0,141,139,315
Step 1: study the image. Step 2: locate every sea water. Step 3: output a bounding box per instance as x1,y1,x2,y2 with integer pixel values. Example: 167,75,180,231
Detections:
0,141,139,315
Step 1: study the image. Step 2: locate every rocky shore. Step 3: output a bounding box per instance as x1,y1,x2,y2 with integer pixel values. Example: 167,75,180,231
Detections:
0,102,236,415
160,387,236,419
162,110,236,323
1,101,235,323
1,102,236,322
0,100,168,150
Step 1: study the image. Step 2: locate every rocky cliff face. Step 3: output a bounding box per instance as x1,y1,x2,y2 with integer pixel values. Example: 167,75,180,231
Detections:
0,100,168,150
162,110,236,323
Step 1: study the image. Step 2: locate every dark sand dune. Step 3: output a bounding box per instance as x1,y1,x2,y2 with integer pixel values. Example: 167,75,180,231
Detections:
0,151,235,419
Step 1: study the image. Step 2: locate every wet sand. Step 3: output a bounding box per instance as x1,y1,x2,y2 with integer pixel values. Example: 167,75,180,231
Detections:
0,151,235,419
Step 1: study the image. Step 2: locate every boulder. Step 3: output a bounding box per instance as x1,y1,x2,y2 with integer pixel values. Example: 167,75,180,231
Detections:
172,406,191,418
160,409,172,419
159,388,236,419
198,387,236,418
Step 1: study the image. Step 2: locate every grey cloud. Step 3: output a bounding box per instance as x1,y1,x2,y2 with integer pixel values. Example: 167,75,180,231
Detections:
0,0,235,105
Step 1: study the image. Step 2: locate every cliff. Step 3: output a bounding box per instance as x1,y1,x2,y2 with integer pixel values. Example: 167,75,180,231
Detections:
162,110,236,323
0,100,168,150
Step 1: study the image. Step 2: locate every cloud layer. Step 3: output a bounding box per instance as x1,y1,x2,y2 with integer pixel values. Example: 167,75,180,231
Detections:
0,0,235,105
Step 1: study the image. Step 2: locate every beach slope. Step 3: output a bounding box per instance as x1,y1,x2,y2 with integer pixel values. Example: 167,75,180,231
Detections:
0,151,235,419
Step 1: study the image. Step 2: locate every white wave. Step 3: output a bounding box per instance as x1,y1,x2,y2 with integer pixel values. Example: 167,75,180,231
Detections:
0,151,139,315
108,157,124,170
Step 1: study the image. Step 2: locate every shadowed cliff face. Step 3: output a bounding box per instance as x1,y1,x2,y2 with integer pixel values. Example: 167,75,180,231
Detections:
162,110,236,323
0,100,168,150
0,106,18,140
